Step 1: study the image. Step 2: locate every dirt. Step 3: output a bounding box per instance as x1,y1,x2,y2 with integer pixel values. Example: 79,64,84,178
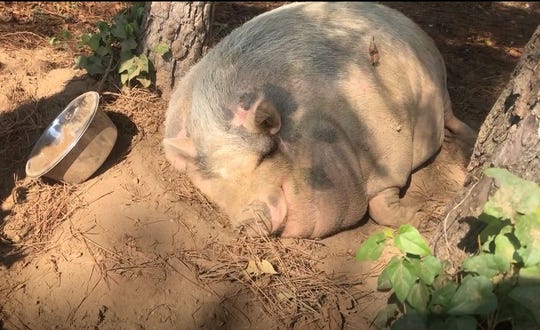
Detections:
1,2,539,329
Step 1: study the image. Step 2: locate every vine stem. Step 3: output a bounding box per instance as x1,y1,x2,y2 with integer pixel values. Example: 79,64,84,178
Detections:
96,54,115,94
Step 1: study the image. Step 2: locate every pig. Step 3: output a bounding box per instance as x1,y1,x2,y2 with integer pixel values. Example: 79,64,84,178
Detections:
163,2,476,238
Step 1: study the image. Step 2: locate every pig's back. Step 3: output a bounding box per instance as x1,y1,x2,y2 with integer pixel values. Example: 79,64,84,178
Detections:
190,2,447,191
201,2,445,96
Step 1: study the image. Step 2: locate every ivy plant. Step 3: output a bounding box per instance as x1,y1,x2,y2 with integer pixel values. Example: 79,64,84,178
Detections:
74,3,159,89
357,168,540,329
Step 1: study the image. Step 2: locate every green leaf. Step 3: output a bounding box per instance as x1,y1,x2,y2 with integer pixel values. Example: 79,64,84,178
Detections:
391,313,427,330
447,275,497,315
478,214,511,253
125,22,136,37
407,281,429,314
137,54,149,74
409,255,443,285
111,22,127,39
391,259,417,303
96,21,110,34
86,34,102,51
356,232,387,261
80,33,91,45
518,265,540,286
515,213,540,267
154,41,170,56
59,30,71,40
120,37,138,52
74,55,86,69
383,228,394,238
484,168,540,220
443,316,477,330
508,286,540,325
119,55,146,82
78,55,105,75
462,254,509,277
429,282,458,314
495,235,516,271
373,303,399,329
378,256,400,291
120,72,129,85
119,49,134,63
505,299,539,330
494,231,517,265
426,318,446,330
394,225,431,257
95,46,111,57
136,76,151,88
118,56,137,74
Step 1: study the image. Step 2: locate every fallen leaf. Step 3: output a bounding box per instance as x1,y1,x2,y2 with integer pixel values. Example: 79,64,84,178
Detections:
244,258,278,277
258,259,278,275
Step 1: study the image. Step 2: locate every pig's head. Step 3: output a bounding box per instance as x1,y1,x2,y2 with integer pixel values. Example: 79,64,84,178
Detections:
163,80,368,238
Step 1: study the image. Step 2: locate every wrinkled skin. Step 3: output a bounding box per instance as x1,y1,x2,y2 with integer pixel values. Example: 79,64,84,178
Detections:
163,2,476,238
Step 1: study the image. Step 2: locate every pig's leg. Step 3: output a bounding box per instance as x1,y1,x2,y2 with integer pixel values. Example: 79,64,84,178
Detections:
235,189,288,237
236,203,274,237
443,93,477,146
368,187,419,227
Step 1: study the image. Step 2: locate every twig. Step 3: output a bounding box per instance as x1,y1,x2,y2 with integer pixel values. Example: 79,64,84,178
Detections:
0,31,46,39
102,91,160,104
160,255,219,297
439,180,480,261
96,55,114,94
66,269,102,322
75,232,110,288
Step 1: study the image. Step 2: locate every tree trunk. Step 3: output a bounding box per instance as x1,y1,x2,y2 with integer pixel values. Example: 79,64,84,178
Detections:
139,2,213,98
431,25,540,269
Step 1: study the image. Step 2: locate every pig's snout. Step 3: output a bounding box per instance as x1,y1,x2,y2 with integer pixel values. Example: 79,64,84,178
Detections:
237,189,287,237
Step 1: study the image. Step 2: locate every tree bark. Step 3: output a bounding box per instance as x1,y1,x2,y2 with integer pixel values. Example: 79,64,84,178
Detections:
431,25,540,269
139,2,213,98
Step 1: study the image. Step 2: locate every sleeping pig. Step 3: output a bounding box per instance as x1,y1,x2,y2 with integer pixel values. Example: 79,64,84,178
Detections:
163,2,476,238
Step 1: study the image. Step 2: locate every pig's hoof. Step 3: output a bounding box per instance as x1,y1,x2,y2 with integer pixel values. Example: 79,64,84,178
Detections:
237,214,272,237
368,187,421,227
236,201,276,237
238,218,271,237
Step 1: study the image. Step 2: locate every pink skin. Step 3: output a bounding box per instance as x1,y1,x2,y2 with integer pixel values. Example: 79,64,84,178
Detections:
165,108,369,238
252,173,366,238
279,177,366,238
241,137,368,238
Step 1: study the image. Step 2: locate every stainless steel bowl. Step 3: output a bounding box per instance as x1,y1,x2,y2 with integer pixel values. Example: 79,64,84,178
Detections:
25,91,118,184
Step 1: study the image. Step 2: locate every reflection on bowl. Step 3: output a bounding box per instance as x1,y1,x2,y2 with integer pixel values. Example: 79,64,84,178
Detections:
25,91,118,184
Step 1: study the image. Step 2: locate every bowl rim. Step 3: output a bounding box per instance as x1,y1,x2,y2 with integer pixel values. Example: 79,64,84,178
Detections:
25,91,100,179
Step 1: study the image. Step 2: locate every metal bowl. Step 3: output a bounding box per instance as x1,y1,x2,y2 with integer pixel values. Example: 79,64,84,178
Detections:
25,91,118,184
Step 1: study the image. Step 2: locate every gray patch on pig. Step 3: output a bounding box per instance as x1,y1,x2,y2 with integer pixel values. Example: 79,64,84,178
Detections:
195,152,220,179
238,91,259,110
312,123,339,143
228,126,278,156
262,84,302,142
307,165,334,190
268,194,278,207
221,104,234,121
263,85,297,117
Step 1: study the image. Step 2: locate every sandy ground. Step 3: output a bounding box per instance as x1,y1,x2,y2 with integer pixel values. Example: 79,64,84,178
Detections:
1,2,539,329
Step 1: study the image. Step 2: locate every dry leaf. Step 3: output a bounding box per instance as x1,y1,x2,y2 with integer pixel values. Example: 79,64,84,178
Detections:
258,259,278,275
244,258,278,277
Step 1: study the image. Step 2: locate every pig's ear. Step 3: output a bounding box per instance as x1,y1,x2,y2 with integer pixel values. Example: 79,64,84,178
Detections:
234,93,281,135
253,98,281,135
162,136,197,172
